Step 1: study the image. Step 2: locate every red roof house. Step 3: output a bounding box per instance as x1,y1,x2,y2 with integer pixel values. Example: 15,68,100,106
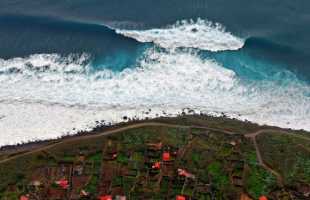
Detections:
176,195,186,200
259,196,268,200
55,179,69,189
162,152,171,161
152,162,161,169
20,195,29,200
99,195,113,200
178,169,195,179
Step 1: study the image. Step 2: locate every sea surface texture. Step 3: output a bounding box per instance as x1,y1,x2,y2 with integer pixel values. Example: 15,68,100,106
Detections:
0,0,309,145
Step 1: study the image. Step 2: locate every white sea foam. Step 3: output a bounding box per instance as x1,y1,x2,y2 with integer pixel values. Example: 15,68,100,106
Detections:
0,48,310,146
116,18,244,51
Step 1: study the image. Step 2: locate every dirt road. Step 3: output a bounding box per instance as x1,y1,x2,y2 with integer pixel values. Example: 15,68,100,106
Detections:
1,120,307,189
0,122,193,164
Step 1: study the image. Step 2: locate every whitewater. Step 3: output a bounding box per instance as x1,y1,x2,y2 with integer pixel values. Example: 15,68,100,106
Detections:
0,19,309,146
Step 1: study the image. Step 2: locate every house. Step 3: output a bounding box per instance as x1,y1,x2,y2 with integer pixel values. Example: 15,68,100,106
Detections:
176,195,186,200
28,180,42,192
80,190,89,197
230,141,237,146
20,195,29,200
99,195,112,200
115,195,126,200
162,152,171,162
149,162,161,176
259,196,268,200
55,179,69,189
152,162,161,170
178,169,195,179
147,142,162,151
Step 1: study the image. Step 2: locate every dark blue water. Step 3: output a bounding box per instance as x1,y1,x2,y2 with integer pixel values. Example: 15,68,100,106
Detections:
0,0,309,80
0,15,150,71
201,37,310,82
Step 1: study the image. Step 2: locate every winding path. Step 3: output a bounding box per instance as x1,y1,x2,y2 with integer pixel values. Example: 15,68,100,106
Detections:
245,131,284,187
0,122,193,164
1,121,308,190
243,128,310,187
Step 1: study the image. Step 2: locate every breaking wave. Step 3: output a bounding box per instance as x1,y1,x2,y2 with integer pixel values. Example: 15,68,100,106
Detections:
1,47,310,145
0,18,309,146
116,19,244,51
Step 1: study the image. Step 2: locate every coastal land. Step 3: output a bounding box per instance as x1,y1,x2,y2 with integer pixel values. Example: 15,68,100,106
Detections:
0,115,309,200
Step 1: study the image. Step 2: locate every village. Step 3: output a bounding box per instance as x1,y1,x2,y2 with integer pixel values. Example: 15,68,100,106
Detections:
1,122,310,200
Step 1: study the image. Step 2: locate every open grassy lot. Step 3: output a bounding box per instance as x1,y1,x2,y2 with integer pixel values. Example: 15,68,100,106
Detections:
257,132,310,185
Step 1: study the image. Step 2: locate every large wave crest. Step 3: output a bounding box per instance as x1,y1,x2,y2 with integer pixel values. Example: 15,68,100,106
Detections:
0,19,309,146
116,18,244,51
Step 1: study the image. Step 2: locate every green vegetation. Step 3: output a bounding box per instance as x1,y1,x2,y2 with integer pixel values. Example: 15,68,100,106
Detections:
245,151,258,165
207,162,229,188
85,152,102,194
0,115,310,199
245,165,276,199
290,156,310,183
257,132,310,185
85,175,98,194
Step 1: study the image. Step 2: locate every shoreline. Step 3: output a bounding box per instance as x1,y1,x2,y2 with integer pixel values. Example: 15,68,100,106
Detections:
1,113,307,155
1,100,309,147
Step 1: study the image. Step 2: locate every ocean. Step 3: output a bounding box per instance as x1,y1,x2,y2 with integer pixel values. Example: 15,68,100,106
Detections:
0,0,309,145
